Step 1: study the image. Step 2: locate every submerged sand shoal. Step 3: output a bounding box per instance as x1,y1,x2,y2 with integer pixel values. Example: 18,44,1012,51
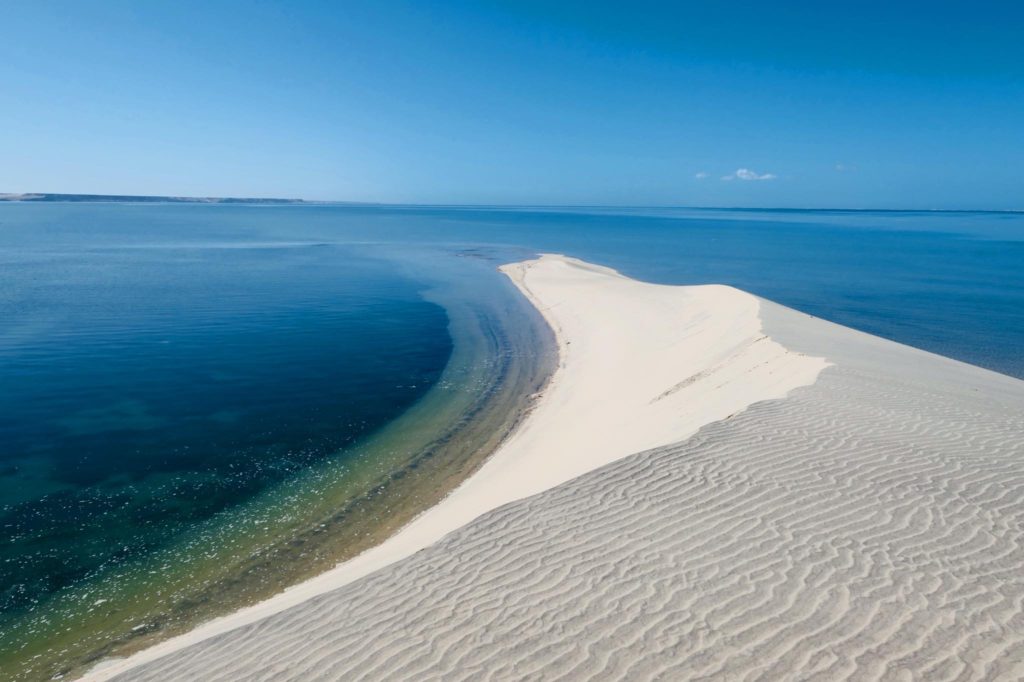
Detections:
92,255,1024,680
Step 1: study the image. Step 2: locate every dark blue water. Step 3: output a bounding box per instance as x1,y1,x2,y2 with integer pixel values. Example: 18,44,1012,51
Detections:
0,231,453,618
1,203,1022,678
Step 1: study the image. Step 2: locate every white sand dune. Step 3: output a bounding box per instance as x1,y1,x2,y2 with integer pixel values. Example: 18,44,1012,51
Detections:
91,255,1024,681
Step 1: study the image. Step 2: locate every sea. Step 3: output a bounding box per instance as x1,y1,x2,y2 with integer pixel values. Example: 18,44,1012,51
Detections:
1,203,1022,679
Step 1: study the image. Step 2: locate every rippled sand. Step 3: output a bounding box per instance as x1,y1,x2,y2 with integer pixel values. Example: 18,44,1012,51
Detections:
95,256,1024,681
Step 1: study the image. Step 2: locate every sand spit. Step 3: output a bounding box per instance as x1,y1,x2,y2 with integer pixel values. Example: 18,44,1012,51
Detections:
86,254,824,680
92,255,1024,680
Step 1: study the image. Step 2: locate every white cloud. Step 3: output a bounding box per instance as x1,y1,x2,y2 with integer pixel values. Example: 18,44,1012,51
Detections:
835,163,856,173
722,168,776,181
695,171,709,179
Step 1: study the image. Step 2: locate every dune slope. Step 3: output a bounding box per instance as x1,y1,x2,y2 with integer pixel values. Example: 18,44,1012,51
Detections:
100,255,1024,680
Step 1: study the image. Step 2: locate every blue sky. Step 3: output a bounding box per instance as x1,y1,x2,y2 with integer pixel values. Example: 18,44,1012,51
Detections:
2,1,1022,208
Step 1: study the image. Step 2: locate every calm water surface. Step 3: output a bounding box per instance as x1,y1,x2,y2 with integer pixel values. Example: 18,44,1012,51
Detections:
1,243,451,611
0,203,1021,678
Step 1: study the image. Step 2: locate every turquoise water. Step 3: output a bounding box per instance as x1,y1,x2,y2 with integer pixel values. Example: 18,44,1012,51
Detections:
0,203,1022,677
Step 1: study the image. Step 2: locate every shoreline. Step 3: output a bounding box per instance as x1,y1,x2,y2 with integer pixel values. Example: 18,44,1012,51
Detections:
83,253,828,680
9,255,555,682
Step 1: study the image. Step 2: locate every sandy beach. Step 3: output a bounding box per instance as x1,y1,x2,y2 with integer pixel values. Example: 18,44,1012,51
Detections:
86,254,1024,681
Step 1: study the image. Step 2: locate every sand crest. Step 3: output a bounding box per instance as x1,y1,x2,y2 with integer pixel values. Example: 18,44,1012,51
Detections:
91,255,1024,680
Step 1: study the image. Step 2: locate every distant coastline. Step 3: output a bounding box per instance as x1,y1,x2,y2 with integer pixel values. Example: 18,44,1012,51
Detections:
0,193,309,204
1,194,1020,212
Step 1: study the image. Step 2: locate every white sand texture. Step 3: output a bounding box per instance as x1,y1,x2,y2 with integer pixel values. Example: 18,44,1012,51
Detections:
90,254,1024,681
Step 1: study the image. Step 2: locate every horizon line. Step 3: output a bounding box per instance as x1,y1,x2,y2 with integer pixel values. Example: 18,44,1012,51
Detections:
1,192,1021,214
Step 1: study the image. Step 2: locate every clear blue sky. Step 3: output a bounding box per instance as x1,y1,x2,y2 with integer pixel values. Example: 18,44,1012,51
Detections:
2,1,1022,208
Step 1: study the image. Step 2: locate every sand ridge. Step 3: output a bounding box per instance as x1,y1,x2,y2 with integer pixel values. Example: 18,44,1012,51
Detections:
84,254,827,679
93,255,1024,680
117,354,1024,680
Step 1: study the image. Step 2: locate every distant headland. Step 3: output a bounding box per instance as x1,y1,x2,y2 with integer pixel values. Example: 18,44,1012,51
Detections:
0,193,308,204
